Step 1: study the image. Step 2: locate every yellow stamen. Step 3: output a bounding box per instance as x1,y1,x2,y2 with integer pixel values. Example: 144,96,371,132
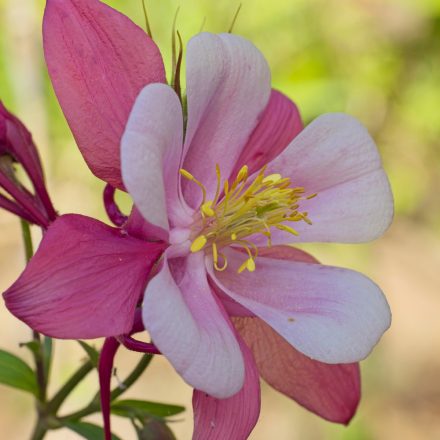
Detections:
201,201,215,217
180,164,315,273
276,224,299,236
179,168,194,180
214,252,228,271
262,173,282,184
180,168,207,204
212,242,218,263
190,235,207,252
212,164,222,205
224,180,229,194
236,165,248,182
237,259,248,274
246,258,256,272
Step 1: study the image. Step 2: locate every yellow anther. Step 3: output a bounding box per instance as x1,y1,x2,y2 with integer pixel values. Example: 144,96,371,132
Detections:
306,193,318,200
190,235,207,252
237,260,248,274
237,258,256,274
179,168,195,180
180,167,207,204
262,173,282,184
224,180,229,194
236,165,248,182
231,233,237,241
246,258,256,272
276,224,299,236
201,201,215,217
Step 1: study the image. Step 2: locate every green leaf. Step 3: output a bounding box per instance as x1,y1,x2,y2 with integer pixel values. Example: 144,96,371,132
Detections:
77,341,99,367
0,349,38,395
20,340,40,357
111,399,185,419
135,417,176,440
65,421,122,440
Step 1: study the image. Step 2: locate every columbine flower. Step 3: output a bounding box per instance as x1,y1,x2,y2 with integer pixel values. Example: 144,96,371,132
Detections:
0,102,56,227
3,0,393,438
119,30,393,411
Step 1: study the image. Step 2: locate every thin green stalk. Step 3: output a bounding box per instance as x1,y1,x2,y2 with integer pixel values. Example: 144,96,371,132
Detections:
30,419,46,440
21,220,50,440
111,354,153,401
59,354,153,421
20,219,33,261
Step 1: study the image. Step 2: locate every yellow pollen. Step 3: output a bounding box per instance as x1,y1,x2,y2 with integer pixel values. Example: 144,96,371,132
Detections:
190,235,207,252
201,201,215,217
246,258,256,272
236,165,249,182
262,173,282,183
179,168,195,180
181,164,316,273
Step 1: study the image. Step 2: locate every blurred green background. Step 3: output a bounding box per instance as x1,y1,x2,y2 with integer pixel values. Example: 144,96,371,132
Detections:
0,0,439,439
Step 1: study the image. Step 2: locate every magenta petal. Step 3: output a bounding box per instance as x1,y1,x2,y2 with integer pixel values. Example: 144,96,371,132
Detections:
233,89,303,176
235,317,360,424
192,336,260,440
3,214,165,339
43,0,166,188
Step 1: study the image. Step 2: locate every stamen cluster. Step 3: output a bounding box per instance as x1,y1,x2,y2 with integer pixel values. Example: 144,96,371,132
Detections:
180,165,316,273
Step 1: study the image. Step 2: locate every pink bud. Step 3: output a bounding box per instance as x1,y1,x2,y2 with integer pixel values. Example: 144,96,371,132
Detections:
0,102,56,227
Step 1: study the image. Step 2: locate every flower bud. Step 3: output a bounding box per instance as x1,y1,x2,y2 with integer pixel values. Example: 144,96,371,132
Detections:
0,102,56,227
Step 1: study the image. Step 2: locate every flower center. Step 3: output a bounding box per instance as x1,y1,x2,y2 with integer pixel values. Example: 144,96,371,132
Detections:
180,164,316,273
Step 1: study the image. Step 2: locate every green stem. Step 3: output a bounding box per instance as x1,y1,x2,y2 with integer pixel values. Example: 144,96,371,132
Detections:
110,354,153,401
46,361,94,414
21,220,49,439
59,354,153,421
30,419,46,440
20,219,34,261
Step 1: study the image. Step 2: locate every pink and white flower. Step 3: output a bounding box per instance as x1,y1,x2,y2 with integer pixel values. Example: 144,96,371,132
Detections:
3,0,393,437
119,30,392,402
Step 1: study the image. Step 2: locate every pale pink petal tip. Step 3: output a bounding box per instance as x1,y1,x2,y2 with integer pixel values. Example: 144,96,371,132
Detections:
182,32,271,206
265,113,393,244
121,83,189,232
211,249,391,364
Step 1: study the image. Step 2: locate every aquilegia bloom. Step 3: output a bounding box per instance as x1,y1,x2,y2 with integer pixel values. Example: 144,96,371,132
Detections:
3,0,393,438
120,30,393,398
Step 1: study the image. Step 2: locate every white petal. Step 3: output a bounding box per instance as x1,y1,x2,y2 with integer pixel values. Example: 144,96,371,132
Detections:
209,249,391,364
121,83,189,231
142,252,245,398
182,32,271,207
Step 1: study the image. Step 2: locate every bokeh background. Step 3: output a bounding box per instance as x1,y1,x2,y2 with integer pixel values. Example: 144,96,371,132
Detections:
1,0,439,438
